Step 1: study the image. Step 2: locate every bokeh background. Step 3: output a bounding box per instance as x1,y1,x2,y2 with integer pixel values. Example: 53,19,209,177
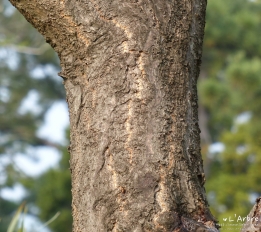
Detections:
1,0,261,231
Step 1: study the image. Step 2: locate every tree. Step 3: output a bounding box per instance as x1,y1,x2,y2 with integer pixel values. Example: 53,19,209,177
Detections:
9,0,219,231
198,0,261,230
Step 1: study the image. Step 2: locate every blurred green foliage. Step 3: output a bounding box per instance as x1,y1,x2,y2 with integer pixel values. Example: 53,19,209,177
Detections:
0,0,70,231
200,0,261,230
22,138,72,232
7,203,27,232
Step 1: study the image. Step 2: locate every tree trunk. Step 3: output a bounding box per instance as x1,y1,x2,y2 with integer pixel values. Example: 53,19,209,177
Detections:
9,0,219,231
241,197,261,232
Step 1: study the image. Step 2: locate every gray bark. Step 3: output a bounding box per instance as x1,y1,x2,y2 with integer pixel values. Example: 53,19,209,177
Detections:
9,0,219,231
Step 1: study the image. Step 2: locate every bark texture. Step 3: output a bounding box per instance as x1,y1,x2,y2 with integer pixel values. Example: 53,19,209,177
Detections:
9,0,219,231
241,197,261,232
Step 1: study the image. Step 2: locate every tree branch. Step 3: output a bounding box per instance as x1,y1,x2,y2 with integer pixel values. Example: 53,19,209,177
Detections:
8,0,83,56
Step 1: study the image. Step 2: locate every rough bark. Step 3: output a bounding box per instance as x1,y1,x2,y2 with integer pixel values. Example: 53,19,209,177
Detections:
241,197,261,232
9,0,219,231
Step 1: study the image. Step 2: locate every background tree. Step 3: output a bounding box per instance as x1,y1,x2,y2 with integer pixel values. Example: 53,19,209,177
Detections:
199,0,261,230
24,135,72,232
0,0,69,230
